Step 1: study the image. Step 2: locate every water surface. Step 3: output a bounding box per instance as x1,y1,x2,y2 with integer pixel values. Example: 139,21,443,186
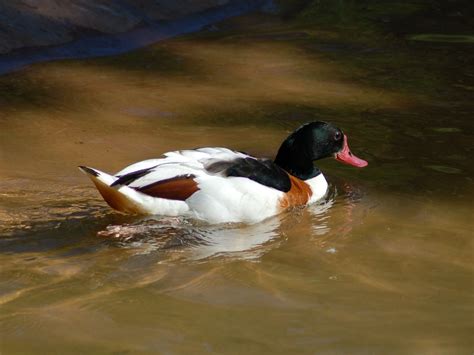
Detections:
1,14,473,354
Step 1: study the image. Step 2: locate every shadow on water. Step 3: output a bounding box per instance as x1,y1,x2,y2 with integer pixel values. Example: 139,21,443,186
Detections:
0,190,127,255
0,72,79,112
81,45,203,77
0,34,401,113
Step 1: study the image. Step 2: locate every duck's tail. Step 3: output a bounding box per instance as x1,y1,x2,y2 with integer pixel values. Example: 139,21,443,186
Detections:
78,166,146,214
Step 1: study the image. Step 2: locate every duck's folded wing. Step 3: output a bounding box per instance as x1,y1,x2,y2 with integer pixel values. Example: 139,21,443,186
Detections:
108,148,290,204
108,148,246,201
204,157,291,192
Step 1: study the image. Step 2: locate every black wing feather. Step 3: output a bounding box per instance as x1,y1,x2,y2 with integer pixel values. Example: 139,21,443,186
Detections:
111,166,157,187
206,157,291,192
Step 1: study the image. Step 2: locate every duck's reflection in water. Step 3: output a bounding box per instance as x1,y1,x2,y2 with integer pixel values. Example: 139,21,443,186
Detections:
96,182,363,261
303,180,366,252
98,215,285,261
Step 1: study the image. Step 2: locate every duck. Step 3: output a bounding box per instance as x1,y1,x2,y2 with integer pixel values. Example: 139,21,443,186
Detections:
79,121,368,224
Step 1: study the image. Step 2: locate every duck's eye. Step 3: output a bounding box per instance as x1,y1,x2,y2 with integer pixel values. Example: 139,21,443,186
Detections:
334,131,342,141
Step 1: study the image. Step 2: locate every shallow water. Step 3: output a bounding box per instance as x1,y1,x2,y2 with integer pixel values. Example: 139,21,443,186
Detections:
1,14,473,354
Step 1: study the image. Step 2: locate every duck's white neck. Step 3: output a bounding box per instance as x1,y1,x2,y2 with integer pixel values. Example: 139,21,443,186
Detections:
305,173,328,203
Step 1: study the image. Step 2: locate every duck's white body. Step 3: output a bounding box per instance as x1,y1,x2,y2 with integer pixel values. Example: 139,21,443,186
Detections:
80,147,328,224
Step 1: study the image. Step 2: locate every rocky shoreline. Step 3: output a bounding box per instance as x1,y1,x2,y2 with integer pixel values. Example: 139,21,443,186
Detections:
0,0,271,74
0,0,271,55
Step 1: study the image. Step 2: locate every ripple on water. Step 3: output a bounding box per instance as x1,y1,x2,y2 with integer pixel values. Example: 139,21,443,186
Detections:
94,182,362,261
0,176,368,314
1,176,367,260
0,174,368,266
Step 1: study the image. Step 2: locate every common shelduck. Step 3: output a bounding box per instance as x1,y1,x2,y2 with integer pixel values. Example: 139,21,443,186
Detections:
79,121,368,224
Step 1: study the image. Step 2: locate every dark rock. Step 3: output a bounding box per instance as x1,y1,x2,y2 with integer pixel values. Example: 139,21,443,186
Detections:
0,0,232,54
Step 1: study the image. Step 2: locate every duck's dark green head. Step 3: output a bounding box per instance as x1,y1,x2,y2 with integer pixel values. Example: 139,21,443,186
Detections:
274,121,368,179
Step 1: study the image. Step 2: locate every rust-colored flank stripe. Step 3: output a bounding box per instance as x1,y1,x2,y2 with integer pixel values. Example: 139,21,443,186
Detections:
136,174,199,201
279,173,313,209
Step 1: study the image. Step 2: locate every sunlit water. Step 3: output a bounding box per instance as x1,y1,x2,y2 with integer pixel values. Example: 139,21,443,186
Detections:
1,14,473,354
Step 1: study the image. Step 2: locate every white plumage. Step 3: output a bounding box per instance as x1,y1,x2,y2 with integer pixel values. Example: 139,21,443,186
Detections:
80,147,328,224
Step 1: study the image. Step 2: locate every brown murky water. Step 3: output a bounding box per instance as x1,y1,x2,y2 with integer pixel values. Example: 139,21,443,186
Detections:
1,14,473,354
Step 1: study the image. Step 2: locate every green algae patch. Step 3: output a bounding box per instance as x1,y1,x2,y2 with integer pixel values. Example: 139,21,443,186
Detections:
432,127,462,133
424,165,463,174
407,34,474,43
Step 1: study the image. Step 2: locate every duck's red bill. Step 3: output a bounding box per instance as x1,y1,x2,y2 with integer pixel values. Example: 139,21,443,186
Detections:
335,134,368,168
